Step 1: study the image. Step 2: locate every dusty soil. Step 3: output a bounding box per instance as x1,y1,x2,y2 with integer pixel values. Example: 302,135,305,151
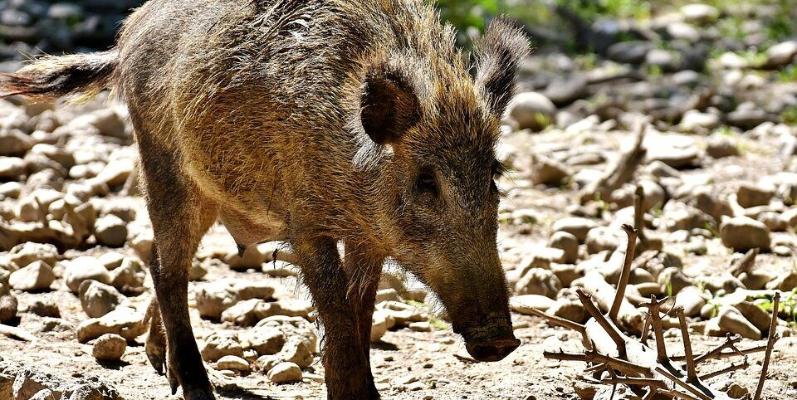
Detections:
3,2,797,400
2,123,797,399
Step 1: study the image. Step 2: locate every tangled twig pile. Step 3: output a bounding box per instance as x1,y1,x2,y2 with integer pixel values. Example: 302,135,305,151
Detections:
530,189,782,400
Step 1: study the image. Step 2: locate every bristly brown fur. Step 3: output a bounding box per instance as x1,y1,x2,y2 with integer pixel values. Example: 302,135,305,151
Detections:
0,1,529,399
0,50,118,100
474,18,531,114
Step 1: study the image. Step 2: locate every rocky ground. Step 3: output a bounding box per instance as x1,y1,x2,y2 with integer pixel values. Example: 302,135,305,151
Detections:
2,2,797,400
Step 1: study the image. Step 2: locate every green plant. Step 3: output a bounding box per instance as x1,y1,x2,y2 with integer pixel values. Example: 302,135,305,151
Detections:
702,221,719,238
714,126,738,138
578,53,598,70
429,317,450,331
646,64,663,79
649,205,663,218
715,17,748,42
754,289,797,323
766,11,795,43
665,279,673,297
435,0,499,36
555,0,650,21
781,106,797,125
779,65,797,83
739,50,768,66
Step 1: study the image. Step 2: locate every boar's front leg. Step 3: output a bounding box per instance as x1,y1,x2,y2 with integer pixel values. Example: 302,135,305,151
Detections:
293,236,380,399
343,241,383,390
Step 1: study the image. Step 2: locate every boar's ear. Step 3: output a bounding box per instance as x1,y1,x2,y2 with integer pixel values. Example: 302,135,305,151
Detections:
360,67,420,145
473,18,530,116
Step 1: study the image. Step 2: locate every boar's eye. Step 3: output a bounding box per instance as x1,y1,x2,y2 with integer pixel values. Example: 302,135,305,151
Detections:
491,160,507,178
415,168,438,195
490,160,506,193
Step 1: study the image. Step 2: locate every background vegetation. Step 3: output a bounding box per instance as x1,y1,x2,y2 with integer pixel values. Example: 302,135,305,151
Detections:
436,0,797,50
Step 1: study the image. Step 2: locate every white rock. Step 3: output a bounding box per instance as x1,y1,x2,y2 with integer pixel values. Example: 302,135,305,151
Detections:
215,355,250,373
15,188,62,222
510,295,556,315
371,310,389,342
94,215,128,247
98,252,126,270
64,256,112,293
507,92,556,131
77,306,145,343
680,110,719,133
765,40,797,67
239,326,285,355
548,231,579,264
235,280,276,301
674,286,707,317
79,280,123,318
0,157,25,180
706,135,739,159
278,337,314,368
8,261,54,292
681,3,719,23
201,333,244,362
377,301,426,327
195,280,239,320
0,181,22,199
92,333,126,361
531,155,570,186
667,22,699,42
92,157,134,188
255,315,319,353
720,216,771,251
514,268,562,298
267,362,302,384
6,243,58,268
736,183,775,208
717,307,761,340
552,217,597,242
0,129,33,156
717,52,748,69
109,258,145,292
234,241,298,269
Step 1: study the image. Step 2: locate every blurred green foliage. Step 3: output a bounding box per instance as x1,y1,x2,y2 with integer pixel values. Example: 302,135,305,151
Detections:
435,0,796,49
779,65,797,82
435,0,499,33
555,0,650,20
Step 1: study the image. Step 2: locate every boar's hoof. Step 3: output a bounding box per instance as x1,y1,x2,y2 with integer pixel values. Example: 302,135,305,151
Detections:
145,336,166,374
184,388,216,400
465,337,520,362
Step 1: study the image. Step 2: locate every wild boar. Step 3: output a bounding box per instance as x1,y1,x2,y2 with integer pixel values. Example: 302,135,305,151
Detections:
1,0,529,399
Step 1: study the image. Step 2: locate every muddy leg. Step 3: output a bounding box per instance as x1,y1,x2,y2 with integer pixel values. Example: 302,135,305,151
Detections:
138,134,218,400
293,236,380,400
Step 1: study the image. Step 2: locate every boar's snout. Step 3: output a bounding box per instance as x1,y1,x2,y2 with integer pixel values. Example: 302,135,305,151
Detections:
466,337,520,362
461,316,519,362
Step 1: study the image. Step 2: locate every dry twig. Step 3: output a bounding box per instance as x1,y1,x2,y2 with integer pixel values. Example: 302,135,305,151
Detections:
579,121,648,204
532,182,780,399
754,292,780,400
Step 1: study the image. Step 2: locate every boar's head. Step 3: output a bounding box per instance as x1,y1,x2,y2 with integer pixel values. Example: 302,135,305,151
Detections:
352,19,529,362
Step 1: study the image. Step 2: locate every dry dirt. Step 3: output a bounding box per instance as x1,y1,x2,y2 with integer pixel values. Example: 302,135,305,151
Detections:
2,118,797,400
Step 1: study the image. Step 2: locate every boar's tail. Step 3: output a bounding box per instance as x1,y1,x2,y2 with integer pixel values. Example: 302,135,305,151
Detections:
0,49,118,100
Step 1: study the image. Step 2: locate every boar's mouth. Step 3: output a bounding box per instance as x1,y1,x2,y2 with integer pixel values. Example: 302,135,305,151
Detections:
458,313,520,362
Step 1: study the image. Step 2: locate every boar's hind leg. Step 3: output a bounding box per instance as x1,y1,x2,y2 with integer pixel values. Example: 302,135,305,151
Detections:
293,236,380,399
137,133,218,400
144,292,167,374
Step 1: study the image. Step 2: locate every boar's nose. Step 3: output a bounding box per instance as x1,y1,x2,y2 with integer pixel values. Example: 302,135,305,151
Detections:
465,337,520,362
